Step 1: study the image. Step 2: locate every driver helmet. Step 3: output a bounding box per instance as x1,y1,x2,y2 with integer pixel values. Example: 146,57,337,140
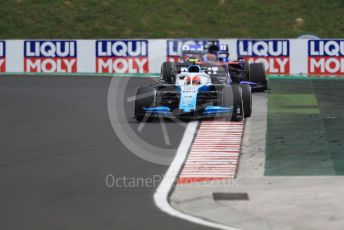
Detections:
207,44,220,55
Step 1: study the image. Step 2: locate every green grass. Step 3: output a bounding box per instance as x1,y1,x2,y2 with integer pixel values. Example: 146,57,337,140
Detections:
265,78,344,176
0,0,343,38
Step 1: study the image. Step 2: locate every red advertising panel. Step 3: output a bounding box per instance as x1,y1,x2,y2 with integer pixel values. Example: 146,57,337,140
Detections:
96,40,148,73
24,40,77,73
237,40,290,74
308,40,344,75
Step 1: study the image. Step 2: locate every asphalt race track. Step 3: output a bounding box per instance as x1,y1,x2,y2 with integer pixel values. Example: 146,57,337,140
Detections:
0,75,212,230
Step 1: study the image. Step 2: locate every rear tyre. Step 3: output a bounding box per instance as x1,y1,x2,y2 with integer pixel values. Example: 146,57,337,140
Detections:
223,85,244,121
249,63,267,91
160,62,177,83
239,84,252,118
134,86,156,122
243,61,250,80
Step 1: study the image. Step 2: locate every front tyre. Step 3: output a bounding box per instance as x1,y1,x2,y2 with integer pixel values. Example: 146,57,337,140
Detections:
134,86,156,122
160,62,177,83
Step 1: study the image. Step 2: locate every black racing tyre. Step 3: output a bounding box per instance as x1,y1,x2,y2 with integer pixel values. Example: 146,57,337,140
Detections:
243,61,250,80
231,85,244,121
223,85,243,121
160,62,177,83
239,84,252,118
222,86,233,121
249,63,267,90
134,86,156,122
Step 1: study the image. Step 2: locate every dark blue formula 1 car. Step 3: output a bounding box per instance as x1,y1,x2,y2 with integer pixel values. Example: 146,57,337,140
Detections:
134,64,252,122
165,41,267,92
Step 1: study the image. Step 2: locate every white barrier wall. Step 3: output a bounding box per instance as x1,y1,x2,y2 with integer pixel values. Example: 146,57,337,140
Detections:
0,39,343,75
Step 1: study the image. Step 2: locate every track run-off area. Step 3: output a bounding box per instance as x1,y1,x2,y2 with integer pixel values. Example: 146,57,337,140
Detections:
172,76,344,230
1,74,344,230
266,76,344,175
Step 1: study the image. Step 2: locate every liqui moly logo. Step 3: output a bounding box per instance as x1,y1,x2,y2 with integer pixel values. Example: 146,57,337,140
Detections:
96,40,148,73
308,40,344,75
237,40,290,74
0,41,5,72
166,40,217,62
24,41,77,72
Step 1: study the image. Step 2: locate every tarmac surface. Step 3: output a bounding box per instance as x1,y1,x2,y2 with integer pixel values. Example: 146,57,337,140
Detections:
0,75,212,230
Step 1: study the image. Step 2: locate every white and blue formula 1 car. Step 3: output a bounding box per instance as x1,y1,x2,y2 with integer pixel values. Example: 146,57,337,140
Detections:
134,65,251,122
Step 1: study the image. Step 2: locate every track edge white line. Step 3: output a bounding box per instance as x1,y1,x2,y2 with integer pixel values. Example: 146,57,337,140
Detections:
153,121,239,230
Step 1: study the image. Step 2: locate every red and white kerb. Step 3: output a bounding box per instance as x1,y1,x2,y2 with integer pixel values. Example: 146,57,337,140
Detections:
177,120,244,184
